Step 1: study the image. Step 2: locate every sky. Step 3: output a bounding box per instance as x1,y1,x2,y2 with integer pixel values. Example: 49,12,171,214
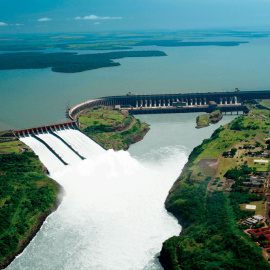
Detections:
1,0,270,34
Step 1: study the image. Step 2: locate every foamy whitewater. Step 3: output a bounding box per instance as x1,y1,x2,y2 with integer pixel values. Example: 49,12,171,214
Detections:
9,127,186,270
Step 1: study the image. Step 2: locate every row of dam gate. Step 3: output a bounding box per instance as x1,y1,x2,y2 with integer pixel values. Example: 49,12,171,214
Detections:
68,90,270,118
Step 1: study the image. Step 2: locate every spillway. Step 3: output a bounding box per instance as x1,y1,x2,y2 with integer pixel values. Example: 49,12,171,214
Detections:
20,135,65,171
54,128,105,159
19,128,105,170
35,132,82,165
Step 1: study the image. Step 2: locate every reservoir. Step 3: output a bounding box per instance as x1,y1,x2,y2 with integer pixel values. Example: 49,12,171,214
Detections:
1,35,270,131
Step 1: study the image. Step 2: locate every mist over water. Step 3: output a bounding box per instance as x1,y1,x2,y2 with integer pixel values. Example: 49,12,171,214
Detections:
7,113,237,270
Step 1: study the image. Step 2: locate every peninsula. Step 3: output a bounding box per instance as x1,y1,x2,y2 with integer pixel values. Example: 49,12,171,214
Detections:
76,106,150,151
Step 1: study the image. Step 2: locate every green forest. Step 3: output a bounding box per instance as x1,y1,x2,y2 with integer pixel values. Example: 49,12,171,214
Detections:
0,138,60,269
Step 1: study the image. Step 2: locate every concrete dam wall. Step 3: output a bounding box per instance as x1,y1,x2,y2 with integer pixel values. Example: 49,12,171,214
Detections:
68,90,270,119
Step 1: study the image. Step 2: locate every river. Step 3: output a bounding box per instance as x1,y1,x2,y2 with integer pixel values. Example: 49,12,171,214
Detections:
7,113,236,270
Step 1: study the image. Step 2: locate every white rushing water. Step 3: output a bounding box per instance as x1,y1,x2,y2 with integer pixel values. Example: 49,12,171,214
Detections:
54,128,105,159
35,132,82,165
10,127,183,270
20,135,65,172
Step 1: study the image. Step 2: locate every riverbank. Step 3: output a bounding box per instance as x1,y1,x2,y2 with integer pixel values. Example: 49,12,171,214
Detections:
77,106,150,150
160,105,270,269
0,132,63,269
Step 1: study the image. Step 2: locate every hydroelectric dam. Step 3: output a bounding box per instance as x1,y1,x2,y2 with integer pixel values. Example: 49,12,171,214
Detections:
68,89,270,119
13,89,270,169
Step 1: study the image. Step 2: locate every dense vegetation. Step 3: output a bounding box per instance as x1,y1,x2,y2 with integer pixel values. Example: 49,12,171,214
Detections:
160,107,270,269
78,106,149,150
0,50,166,73
0,137,60,268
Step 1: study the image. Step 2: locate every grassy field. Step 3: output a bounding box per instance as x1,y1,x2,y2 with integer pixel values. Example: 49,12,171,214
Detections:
240,201,266,216
0,133,60,268
79,107,128,127
78,106,149,150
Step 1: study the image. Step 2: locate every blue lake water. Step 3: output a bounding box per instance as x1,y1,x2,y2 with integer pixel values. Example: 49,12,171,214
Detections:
1,35,270,131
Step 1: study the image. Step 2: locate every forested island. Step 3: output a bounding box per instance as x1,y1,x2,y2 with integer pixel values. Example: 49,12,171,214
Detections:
0,131,62,269
0,50,166,73
196,110,223,128
160,104,270,269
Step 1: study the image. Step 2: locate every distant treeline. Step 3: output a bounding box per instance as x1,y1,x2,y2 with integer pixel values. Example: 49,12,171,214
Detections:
0,40,248,52
0,50,166,73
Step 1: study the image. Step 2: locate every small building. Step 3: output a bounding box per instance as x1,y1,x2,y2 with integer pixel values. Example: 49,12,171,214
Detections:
253,215,264,222
249,176,265,182
246,218,259,224
246,205,257,210
254,159,269,163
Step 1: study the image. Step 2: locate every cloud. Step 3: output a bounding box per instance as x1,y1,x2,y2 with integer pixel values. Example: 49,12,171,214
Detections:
0,22,8,26
15,24,23,26
37,18,52,22
75,15,122,20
